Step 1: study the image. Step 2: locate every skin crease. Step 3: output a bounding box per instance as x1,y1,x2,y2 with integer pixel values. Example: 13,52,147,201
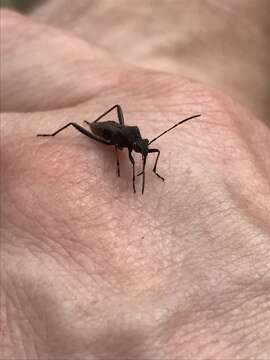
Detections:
1,6,270,360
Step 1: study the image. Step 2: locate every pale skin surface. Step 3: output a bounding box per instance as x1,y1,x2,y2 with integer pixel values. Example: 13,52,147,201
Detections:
1,7,270,360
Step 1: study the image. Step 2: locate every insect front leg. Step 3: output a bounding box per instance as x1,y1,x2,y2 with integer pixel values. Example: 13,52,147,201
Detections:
149,148,165,181
141,155,147,194
128,149,136,193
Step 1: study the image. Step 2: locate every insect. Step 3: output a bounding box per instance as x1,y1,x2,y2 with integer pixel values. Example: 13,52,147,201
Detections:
37,105,200,194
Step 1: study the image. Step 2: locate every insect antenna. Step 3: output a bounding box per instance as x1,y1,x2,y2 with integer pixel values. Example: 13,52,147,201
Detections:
149,114,201,144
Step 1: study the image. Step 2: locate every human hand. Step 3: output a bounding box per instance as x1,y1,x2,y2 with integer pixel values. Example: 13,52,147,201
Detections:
1,9,270,359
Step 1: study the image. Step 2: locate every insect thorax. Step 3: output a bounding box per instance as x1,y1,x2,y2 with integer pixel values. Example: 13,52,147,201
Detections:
90,122,144,148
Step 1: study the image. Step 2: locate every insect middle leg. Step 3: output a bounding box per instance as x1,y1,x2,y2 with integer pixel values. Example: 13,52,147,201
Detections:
115,146,120,177
141,155,147,194
128,149,136,193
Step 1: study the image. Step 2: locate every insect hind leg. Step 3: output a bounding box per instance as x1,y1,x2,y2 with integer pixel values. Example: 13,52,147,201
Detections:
37,122,111,145
115,146,120,177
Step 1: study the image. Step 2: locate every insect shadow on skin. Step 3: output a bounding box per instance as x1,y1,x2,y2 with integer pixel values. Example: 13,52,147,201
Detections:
37,105,201,194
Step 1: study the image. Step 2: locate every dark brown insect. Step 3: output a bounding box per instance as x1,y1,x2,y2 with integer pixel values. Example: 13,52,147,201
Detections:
37,105,200,193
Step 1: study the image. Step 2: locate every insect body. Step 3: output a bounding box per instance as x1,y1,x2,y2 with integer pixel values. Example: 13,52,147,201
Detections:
37,105,200,194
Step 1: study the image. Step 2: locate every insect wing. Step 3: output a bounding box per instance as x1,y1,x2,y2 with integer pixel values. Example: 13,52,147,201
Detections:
90,121,122,142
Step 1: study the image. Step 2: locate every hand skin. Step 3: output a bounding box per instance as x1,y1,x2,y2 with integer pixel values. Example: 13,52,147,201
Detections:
1,9,270,360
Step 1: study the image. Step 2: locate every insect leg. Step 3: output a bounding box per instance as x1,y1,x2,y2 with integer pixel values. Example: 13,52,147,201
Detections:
141,155,147,194
128,149,136,193
92,104,125,125
149,148,165,181
37,122,111,145
115,146,120,177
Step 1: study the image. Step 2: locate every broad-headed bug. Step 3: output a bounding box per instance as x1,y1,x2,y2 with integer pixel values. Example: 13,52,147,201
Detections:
37,105,200,193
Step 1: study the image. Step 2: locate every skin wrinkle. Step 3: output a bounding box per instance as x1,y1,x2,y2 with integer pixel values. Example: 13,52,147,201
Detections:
228,305,270,340
166,266,268,320
4,253,124,358
2,186,61,249
167,323,224,359
232,121,270,183
3,140,108,231
0,297,17,359
3,273,30,358
212,249,268,292
9,277,45,358
206,249,267,286
3,219,122,303
167,292,268,357
196,131,270,224
1,283,17,354
43,232,122,293
182,292,264,358
229,321,270,351
11,203,83,268
228,185,270,232
60,235,124,293
229,325,267,358
139,260,180,294
210,291,268,325
162,189,232,240
38,240,94,289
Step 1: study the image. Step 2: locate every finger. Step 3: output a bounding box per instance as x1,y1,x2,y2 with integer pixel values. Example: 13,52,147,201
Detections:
35,0,270,124
1,9,118,112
